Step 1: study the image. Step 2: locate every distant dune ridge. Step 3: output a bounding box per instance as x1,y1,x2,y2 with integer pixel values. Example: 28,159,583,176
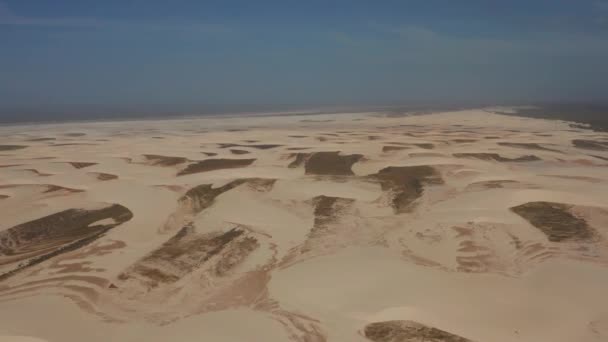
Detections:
0,108,607,342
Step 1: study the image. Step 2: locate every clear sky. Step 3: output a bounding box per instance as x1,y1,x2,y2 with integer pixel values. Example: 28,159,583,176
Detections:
1,0,608,117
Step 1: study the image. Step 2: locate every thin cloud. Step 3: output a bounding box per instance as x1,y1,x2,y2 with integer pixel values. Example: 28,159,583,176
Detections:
0,2,232,34
596,1,608,11
0,2,102,27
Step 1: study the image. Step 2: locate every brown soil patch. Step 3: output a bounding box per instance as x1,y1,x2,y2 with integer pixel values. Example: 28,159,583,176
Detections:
453,153,541,162
303,152,363,176
0,204,133,280
572,139,608,151
511,202,597,242
364,320,473,342
452,139,477,143
177,158,256,176
368,166,443,213
0,145,27,151
143,154,189,166
201,152,218,157
68,162,98,169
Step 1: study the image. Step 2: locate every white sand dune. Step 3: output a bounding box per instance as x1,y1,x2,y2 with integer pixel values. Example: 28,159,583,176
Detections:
0,109,607,341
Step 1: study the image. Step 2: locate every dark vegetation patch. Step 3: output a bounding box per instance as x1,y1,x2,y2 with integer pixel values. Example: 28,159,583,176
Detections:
63,133,86,137
295,195,356,253
51,143,98,146
218,143,282,149
287,153,311,168
300,119,334,123
143,154,189,166
368,166,443,213
230,149,250,155
364,320,473,342
453,153,541,162
452,139,477,143
286,147,311,150
411,143,435,149
0,164,24,168
178,178,275,215
68,162,98,169
542,175,602,183
303,152,363,176
119,224,259,287
409,153,446,158
510,202,597,242
0,204,133,280
465,180,520,190
177,158,256,176
383,146,410,152
497,142,561,153
288,135,308,138
201,152,218,157
0,184,84,194
0,145,27,151
572,139,608,151
590,155,608,161
26,137,56,142
310,195,354,229
91,172,118,181
21,169,52,177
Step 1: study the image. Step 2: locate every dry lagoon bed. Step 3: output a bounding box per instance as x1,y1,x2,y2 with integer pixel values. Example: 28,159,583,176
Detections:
0,109,608,341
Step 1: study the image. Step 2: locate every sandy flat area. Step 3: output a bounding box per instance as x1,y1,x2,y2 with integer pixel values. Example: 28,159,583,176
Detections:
0,109,607,341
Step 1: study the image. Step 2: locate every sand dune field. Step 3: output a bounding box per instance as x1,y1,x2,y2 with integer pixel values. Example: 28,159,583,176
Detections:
1,109,608,341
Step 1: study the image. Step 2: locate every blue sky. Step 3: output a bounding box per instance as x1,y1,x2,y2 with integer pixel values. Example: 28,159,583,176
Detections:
1,0,608,115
